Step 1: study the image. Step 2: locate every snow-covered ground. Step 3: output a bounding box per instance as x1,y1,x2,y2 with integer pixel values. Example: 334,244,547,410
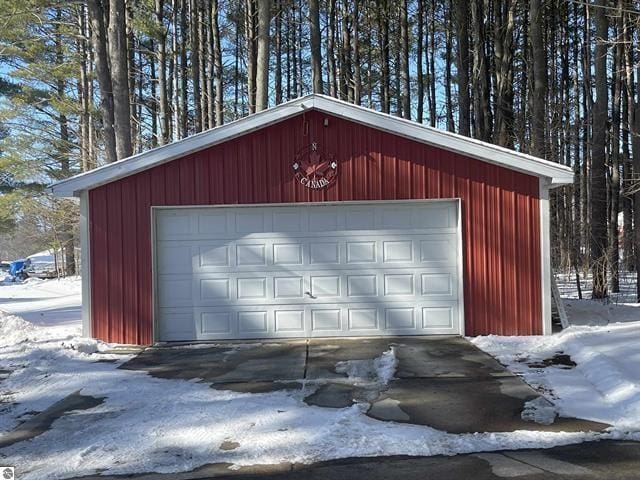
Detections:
0,277,639,479
472,321,640,430
472,277,640,443
0,277,81,327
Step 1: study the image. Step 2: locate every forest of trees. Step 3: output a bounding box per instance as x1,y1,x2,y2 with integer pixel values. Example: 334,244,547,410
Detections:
0,0,638,300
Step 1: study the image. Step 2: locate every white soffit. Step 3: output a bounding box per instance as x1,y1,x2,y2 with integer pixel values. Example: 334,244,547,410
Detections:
49,94,573,197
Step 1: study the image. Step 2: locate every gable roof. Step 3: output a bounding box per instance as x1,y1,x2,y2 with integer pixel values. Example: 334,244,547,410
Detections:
50,94,573,197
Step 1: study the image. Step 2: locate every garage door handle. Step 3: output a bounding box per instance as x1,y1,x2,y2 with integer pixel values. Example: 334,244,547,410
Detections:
305,291,317,299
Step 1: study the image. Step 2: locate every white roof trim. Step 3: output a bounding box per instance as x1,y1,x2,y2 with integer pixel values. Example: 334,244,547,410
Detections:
50,94,573,197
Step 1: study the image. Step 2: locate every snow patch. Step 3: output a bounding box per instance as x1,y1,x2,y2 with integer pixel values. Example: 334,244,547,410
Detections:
521,397,557,426
472,319,640,429
373,346,397,385
335,346,397,387
0,312,36,345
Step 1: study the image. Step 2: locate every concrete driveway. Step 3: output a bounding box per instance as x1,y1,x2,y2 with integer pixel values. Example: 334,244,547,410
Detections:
121,336,605,434
73,440,640,480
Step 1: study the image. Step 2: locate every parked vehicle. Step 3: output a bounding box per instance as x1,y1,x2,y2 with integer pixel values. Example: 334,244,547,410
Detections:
25,259,59,279
9,259,28,280
25,250,61,279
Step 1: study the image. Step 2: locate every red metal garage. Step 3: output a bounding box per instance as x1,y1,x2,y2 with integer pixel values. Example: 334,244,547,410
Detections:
50,95,573,345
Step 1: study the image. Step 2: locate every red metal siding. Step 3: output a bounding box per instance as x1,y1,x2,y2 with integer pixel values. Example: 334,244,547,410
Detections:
89,110,541,344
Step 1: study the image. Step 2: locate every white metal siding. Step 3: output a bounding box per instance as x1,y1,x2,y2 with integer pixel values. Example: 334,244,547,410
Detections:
154,201,462,341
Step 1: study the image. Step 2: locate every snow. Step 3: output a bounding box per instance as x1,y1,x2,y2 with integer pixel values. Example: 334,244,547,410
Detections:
0,278,639,479
472,321,640,430
0,276,81,327
334,346,397,386
520,397,557,426
565,299,640,326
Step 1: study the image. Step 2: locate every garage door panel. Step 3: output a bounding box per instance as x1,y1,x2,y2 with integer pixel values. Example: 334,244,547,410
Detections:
185,236,458,273
155,202,462,341
382,240,413,262
310,242,340,264
157,279,192,307
157,213,192,238
310,275,340,297
273,276,304,298
198,244,230,267
346,241,377,263
421,272,457,299
272,210,304,232
347,307,378,331
198,212,229,235
201,312,232,334
237,277,267,299
311,309,342,331
420,237,457,265
236,244,267,266
236,211,266,233
168,302,460,341
411,204,456,229
384,274,415,296
273,243,304,265
385,307,415,330
274,309,305,333
157,309,196,340
308,209,339,231
345,208,375,230
200,278,230,300
238,311,268,334
159,207,458,242
422,306,457,329
157,245,192,274
175,268,457,306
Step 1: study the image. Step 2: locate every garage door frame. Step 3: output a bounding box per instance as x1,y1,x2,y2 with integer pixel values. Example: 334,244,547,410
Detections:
150,199,465,343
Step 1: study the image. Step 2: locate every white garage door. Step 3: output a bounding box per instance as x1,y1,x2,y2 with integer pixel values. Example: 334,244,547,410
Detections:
154,201,462,341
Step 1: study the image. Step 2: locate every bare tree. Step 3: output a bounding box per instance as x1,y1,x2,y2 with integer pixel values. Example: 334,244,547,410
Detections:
591,0,609,298
310,0,322,93
255,0,270,111
108,0,133,158
85,0,117,163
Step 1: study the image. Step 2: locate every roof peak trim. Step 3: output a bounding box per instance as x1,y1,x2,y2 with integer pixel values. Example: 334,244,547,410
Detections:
50,94,572,197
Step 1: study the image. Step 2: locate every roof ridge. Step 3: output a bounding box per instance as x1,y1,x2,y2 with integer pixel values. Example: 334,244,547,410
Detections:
50,95,572,197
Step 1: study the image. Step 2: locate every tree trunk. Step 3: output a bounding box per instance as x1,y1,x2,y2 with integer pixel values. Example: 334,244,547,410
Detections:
85,0,117,163
339,0,351,101
609,4,623,293
352,0,361,105
416,0,424,123
454,0,470,136
310,0,322,93
444,1,454,132
179,0,189,135
108,0,133,159
378,1,390,113
274,0,283,103
591,0,609,298
255,0,270,111
428,0,437,126
400,0,410,119
212,0,223,124
155,0,170,144
493,0,515,147
245,0,257,112
529,0,546,157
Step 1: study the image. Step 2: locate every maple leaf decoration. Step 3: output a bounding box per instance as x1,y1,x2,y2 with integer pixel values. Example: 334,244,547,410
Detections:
300,151,331,177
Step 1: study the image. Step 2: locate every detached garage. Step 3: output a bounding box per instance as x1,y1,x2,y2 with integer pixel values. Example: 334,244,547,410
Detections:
50,94,573,345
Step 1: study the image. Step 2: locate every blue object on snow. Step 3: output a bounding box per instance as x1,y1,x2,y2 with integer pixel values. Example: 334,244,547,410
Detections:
9,259,26,276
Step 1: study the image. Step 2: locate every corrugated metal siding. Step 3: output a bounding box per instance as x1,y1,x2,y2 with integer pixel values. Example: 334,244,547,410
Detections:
89,110,541,344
